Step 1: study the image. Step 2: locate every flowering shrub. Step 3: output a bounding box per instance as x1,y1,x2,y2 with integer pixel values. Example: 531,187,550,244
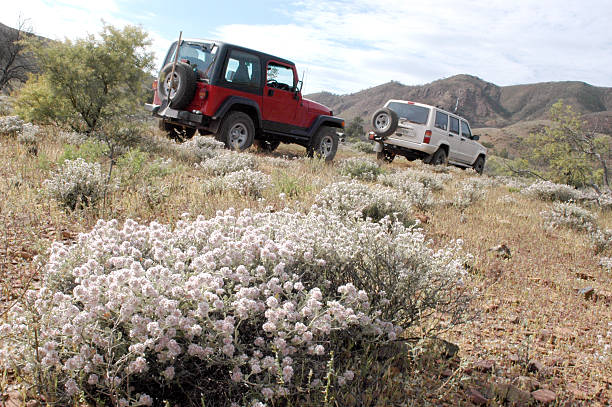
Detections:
59,131,88,146
315,180,412,224
590,228,612,253
205,169,272,198
522,180,582,202
0,208,470,406
43,158,107,210
541,202,596,232
352,141,374,154
17,123,40,153
387,169,451,192
338,157,383,181
0,95,13,115
453,179,488,209
599,257,612,272
179,136,225,162
0,115,24,136
197,152,257,175
257,155,294,168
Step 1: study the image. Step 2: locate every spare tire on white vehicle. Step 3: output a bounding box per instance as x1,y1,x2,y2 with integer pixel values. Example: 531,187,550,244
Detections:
371,107,398,138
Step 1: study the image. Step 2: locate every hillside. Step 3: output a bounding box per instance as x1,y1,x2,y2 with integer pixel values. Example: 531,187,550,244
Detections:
307,75,612,132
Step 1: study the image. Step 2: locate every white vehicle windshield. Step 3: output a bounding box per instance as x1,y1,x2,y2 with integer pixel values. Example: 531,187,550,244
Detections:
388,102,430,125
164,41,218,76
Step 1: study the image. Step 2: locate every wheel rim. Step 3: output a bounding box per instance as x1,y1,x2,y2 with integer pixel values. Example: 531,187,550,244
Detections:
374,113,390,132
163,72,180,99
229,123,248,148
318,134,334,157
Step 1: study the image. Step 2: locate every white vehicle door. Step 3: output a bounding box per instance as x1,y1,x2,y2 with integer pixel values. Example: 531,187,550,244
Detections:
447,115,462,162
458,120,478,164
433,110,458,161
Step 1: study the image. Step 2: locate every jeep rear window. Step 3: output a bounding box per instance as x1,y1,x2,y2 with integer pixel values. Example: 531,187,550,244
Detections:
435,111,448,130
387,102,429,125
164,41,217,77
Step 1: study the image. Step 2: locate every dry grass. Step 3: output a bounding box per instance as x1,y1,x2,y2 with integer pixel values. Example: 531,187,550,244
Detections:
1,125,611,406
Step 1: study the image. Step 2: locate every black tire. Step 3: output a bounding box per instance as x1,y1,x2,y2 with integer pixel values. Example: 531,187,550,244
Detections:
472,155,485,174
371,107,399,138
158,62,197,110
254,139,281,152
430,148,447,166
219,111,255,151
159,120,196,141
376,149,395,163
310,126,338,161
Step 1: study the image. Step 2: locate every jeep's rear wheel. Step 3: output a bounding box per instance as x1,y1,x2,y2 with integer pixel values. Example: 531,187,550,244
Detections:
220,112,255,151
158,62,197,110
371,108,399,138
473,156,485,174
430,148,448,166
254,139,280,152
376,149,395,163
310,127,338,161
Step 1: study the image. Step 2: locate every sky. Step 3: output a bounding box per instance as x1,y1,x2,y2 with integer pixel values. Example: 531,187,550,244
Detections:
2,0,612,95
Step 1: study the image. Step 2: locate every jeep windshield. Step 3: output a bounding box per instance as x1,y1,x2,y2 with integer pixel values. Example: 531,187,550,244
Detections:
387,102,430,125
163,41,218,79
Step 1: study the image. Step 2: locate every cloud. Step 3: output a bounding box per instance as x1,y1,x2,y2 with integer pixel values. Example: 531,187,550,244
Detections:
215,0,612,93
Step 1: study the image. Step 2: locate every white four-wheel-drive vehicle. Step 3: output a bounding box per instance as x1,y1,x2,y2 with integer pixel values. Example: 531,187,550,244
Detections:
368,100,487,173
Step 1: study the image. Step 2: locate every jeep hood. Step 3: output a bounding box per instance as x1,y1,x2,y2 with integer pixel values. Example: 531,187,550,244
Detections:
302,98,333,116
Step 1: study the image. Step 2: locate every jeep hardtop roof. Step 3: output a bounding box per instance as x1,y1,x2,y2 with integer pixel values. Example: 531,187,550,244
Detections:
165,39,295,68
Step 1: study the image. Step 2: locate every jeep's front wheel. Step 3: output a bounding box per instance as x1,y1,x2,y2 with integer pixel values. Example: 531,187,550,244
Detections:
310,127,338,161
220,112,255,151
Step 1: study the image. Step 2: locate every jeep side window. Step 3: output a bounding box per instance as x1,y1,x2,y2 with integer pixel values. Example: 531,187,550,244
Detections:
435,111,448,131
223,50,261,87
267,62,295,92
449,116,460,134
460,120,472,138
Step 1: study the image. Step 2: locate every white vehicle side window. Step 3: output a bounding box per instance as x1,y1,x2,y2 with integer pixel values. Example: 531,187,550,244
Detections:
449,116,459,134
435,111,448,130
460,120,472,138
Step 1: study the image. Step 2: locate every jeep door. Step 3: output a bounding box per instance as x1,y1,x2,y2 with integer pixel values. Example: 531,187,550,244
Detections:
262,61,301,132
457,120,478,164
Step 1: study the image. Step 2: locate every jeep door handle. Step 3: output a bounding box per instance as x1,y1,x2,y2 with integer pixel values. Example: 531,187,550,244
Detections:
267,89,274,96
448,134,454,137
460,138,466,141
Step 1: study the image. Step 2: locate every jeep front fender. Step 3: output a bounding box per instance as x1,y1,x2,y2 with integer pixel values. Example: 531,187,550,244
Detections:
306,116,345,139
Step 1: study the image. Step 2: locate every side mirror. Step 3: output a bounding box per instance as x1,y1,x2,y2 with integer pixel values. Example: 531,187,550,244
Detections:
472,135,480,141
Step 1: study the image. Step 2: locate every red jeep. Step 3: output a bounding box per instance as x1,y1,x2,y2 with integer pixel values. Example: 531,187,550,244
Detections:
145,39,345,160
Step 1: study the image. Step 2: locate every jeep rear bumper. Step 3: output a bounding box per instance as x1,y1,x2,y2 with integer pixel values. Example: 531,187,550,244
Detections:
145,103,205,125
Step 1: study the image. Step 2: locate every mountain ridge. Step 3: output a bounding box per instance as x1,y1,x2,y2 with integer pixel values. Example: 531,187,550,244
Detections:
306,75,612,131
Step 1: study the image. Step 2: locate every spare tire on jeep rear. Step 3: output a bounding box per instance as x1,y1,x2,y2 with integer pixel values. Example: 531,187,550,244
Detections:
371,107,399,138
158,62,197,110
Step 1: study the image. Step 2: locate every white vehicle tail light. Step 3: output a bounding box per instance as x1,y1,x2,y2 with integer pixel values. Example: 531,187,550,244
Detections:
424,130,432,144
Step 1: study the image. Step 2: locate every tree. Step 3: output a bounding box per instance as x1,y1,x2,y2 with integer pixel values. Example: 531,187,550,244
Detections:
527,100,611,191
345,116,365,141
15,24,154,133
0,17,36,91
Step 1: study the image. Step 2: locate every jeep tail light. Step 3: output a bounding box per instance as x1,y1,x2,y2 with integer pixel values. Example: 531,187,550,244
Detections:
152,80,158,90
368,131,375,140
424,130,432,144
199,89,208,100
